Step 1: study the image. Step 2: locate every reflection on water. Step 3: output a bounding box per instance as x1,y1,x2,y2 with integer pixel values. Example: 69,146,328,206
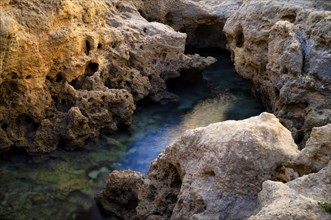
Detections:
0,50,265,219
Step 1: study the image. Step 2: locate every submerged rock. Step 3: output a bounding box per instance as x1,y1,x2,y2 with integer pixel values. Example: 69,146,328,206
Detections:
0,0,215,153
96,113,301,219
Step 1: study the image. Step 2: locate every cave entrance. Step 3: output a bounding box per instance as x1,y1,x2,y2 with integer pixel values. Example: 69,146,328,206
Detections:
181,21,228,51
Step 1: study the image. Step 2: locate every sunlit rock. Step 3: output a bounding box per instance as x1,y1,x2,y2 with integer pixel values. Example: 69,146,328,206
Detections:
96,113,300,219
0,0,215,153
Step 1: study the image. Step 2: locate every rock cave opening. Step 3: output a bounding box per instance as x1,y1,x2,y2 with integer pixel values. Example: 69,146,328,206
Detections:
85,40,92,55
187,22,228,50
235,31,244,48
69,62,99,90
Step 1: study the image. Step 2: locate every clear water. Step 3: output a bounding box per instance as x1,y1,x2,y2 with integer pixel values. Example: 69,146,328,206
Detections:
0,50,265,220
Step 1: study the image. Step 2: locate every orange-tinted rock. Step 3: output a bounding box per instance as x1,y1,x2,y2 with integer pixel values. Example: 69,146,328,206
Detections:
0,0,215,153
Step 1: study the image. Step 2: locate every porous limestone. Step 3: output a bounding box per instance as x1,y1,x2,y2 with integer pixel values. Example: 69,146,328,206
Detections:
0,0,215,153
293,124,331,174
223,0,331,142
140,0,331,144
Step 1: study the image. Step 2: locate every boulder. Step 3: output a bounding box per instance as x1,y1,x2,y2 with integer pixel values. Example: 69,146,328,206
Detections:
96,113,300,219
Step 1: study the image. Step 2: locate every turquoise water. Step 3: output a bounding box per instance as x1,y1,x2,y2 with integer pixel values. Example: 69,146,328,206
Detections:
0,50,265,220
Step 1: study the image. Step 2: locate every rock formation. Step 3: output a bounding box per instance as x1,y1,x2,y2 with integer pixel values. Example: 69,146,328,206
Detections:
250,162,331,220
293,124,331,174
1,0,330,218
1,0,330,152
224,0,331,143
139,0,331,144
95,113,300,219
0,0,215,153
96,113,331,219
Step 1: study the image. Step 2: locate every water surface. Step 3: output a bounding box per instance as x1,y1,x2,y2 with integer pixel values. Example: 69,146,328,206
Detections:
0,50,265,219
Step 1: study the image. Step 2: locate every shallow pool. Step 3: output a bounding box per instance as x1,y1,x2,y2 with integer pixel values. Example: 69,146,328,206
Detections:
0,49,265,220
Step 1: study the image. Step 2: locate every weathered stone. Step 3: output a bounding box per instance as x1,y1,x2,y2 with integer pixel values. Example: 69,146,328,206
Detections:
250,162,331,220
136,0,331,145
95,170,145,220
140,0,239,49
0,0,215,153
223,0,331,142
293,124,331,174
96,113,300,219
2,0,330,152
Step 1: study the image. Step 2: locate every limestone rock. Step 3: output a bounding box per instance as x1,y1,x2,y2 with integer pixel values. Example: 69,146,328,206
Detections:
139,0,240,49
96,113,300,219
293,124,331,174
223,0,331,142
138,0,331,144
95,170,145,220
0,0,215,153
250,162,331,220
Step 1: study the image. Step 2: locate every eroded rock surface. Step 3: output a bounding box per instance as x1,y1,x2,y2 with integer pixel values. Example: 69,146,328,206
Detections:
139,0,241,49
1,0,330,152
250,162,331,220
0,0,215,153
139,0,331,144
293,124,331,174
223,0,331,142
95,113,300,219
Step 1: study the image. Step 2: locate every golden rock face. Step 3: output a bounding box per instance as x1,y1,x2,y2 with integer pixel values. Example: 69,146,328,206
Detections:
0,0,215,153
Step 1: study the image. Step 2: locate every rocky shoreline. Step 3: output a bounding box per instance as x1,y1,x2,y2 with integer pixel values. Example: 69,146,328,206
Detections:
0,0,215,153
1,0,330,152
1,0,330,219
96,113,331,219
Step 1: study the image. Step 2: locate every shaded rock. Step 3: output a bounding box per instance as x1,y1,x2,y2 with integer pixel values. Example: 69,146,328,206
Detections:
0,0,215,153
223,0,331,142
293,124,331,174
96,113,300,219
140,0,240,49
250,162,331,220
137,0,331,146
95,170,145,220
